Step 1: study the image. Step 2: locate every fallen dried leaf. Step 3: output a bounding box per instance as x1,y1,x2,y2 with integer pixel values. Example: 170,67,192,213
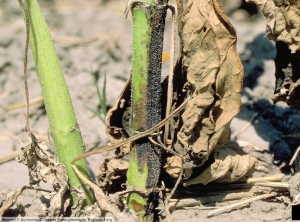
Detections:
105,78,132,157
183,147,257,186
0,186,28,216
71,164,136,222
176,0,244,165
16,133,70,216
163,156,182,178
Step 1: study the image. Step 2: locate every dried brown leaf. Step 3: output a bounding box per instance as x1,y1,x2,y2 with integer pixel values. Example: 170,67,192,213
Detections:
176,0,243,166
97,157,129,188
183,147,257,186
17,133,69,216
0,186,28,216
163,156,182,178
245,1,300,108
76,203,102,217
247,0,300,53
71,164,136,222
105,78,131,157
69,187,87,217
107,159,129,172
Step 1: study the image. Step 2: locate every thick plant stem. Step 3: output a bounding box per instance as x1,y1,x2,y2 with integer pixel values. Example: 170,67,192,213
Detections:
127,0,167,220
17,0,93,206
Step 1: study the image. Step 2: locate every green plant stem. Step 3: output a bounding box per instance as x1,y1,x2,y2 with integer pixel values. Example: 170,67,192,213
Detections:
127,0,167,219
17,0,93,206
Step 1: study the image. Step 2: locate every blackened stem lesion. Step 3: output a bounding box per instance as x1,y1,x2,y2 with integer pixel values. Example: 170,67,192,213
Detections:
129,2,168,218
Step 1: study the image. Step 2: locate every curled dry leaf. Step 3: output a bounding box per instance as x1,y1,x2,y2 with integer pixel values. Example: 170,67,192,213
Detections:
69,186,95,217
107,159,129,173
97,157,129,188
183,147,257,186
105,78,131,157
246,0,300,53
174,0,256,184
0,186,28,216
16,133,70,216
103,78,131,187
76,203,102,217
176,0,243,165
163,156,182,178
246,0,300,108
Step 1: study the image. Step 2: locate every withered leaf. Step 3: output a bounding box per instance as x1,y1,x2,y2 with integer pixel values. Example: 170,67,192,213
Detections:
183,147,257,186
69,186,87,217
17,133,69,216
246,0,300,53
176,0,243,166
163,156,182,178
105,78,131,157
0,186,28,216
107,158,129,172
97,157,129,188
17,134,68,188
75,203,102,217
247,0,300,108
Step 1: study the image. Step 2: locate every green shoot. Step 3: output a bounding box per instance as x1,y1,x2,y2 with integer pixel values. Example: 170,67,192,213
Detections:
86,67,107,124
17,0,93,206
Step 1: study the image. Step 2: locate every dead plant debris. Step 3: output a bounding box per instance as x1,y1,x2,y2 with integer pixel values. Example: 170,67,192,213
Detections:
16,133,70,216
0,186,28,216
